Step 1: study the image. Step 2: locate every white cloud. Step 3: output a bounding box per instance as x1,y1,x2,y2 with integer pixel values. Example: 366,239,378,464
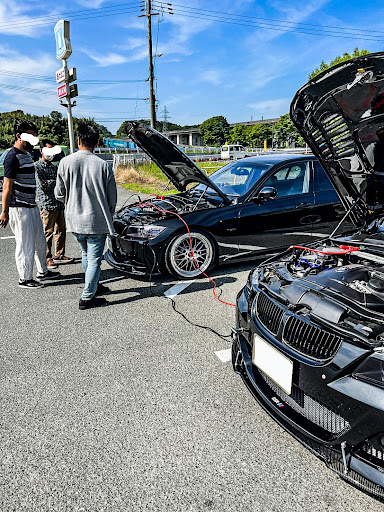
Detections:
82,51,128,67
75,0,107,8
200,70,222,86
247,98,290,118
0,1,46,37
119,37,145,52
250,0,332,42
0,47,61,113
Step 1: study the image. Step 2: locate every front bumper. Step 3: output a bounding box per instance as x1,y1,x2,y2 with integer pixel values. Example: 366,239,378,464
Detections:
233,286,384,501
104,235,160,276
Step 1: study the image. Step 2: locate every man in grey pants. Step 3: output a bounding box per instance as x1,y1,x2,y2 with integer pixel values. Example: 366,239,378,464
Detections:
55,122,117,310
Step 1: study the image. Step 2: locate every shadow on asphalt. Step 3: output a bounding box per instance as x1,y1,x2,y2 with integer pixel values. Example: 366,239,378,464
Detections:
45,260,256,307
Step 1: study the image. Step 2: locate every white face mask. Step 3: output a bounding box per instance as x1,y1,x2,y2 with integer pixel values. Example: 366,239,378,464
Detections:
42,145,61,162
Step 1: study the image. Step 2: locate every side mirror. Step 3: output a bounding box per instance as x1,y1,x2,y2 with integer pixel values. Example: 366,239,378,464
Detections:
255,186,278,202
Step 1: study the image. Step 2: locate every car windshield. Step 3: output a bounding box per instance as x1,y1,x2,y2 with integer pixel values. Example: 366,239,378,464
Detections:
195,161,271,196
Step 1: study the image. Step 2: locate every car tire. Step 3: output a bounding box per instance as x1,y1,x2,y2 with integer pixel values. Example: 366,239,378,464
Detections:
164,230,215,279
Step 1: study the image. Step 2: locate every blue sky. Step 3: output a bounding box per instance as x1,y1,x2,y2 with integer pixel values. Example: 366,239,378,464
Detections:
0,0,383,135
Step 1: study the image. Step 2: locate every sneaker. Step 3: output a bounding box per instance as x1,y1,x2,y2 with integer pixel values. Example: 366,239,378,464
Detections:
95,283,111,295
79,296,107,310
36,270,61,281
19,279,44,289
46,258,58,269
53,256,74,264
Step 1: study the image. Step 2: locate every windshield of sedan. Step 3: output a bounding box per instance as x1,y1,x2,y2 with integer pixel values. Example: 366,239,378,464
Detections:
195,161,271,196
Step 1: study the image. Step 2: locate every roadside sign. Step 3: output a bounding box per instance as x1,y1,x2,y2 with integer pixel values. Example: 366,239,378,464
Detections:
69,84,78,98
68,68,77,83
54,20,72,60
57,83,69,98
56,67,67,83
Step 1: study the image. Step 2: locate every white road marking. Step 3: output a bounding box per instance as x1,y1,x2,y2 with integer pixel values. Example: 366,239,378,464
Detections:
164,280,195,299
214,348,232,363
0,236,15,239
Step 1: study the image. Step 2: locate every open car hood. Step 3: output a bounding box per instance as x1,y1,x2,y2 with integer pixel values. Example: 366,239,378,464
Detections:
291,51,384,224
125,122,230,205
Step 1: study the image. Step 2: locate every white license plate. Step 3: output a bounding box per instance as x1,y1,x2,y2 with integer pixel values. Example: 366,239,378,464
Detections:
252,334,293,395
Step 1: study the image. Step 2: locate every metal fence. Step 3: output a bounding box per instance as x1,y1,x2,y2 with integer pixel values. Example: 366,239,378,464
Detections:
112,153,150,172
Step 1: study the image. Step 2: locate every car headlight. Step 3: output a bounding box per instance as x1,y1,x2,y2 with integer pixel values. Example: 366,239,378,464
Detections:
246,268,259,297
126,224,167,239
353,352,384,389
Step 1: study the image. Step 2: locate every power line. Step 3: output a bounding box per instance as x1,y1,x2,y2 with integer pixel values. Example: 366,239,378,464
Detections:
0,82,146,100
0,6,140,31
0,1,139,29
153,1,384,38
0,70,146,85
153,2,384,42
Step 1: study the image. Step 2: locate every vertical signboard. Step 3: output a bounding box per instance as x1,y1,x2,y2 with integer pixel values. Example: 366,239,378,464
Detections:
54,20,72,60
54,20,76,153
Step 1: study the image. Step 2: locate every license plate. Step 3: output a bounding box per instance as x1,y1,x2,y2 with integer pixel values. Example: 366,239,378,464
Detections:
252,334,293,395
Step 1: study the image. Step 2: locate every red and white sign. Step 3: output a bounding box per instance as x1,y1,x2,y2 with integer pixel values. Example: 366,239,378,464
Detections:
56,67,67,83
57,83,69,98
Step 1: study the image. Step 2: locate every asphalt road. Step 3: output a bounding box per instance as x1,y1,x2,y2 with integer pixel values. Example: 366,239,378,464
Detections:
0,186,382,512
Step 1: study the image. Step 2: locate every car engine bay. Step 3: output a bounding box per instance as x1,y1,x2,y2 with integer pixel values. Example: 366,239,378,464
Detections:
256,233,384,346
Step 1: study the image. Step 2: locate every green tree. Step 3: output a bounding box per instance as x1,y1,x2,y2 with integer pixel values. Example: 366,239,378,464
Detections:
230,124,251,145
0,110,111,149
199,116,230,147
309,47,371,80
247,123,272,148
273,113,305,147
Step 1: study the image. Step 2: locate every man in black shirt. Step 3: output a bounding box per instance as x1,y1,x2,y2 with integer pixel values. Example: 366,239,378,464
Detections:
0,119,60,288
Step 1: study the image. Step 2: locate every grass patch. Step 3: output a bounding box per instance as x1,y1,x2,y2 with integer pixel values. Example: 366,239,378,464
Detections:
116,159,224,194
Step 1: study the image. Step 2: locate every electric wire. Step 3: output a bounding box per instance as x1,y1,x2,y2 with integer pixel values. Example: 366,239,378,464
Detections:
153,1,384,39
0,70,146,84
0,5,141,31
147,243,233,342
0,82,145,100
116,186,234,341
152,2,384,42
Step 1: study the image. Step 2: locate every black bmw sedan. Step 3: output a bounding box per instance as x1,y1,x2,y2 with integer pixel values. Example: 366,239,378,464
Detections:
105,122,344,279
233,51,384,500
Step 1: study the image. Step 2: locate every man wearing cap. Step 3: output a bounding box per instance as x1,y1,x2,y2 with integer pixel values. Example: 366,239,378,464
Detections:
35,139,73,269
0,120,60,288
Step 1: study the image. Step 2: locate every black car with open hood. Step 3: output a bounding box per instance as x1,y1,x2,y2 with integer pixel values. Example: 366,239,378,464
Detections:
233,51,384,501
106,124,343,279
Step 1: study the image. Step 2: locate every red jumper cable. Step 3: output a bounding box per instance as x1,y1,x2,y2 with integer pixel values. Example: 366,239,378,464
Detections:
140,202,236,307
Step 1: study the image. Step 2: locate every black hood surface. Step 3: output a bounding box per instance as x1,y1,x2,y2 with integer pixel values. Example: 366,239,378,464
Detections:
125,122,230,204
291,51,384,223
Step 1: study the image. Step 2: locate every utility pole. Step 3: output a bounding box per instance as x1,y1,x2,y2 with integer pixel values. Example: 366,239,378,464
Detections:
146,0,157,128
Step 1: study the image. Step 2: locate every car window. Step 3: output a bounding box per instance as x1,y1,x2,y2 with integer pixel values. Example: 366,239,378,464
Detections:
195,160,271,196
262,161,310,197
314,161,334,191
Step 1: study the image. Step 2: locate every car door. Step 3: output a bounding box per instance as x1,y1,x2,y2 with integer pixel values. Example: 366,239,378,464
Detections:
235,160,316,259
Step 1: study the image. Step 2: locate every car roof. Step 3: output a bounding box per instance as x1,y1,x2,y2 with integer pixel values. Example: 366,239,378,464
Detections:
237,153,315,166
